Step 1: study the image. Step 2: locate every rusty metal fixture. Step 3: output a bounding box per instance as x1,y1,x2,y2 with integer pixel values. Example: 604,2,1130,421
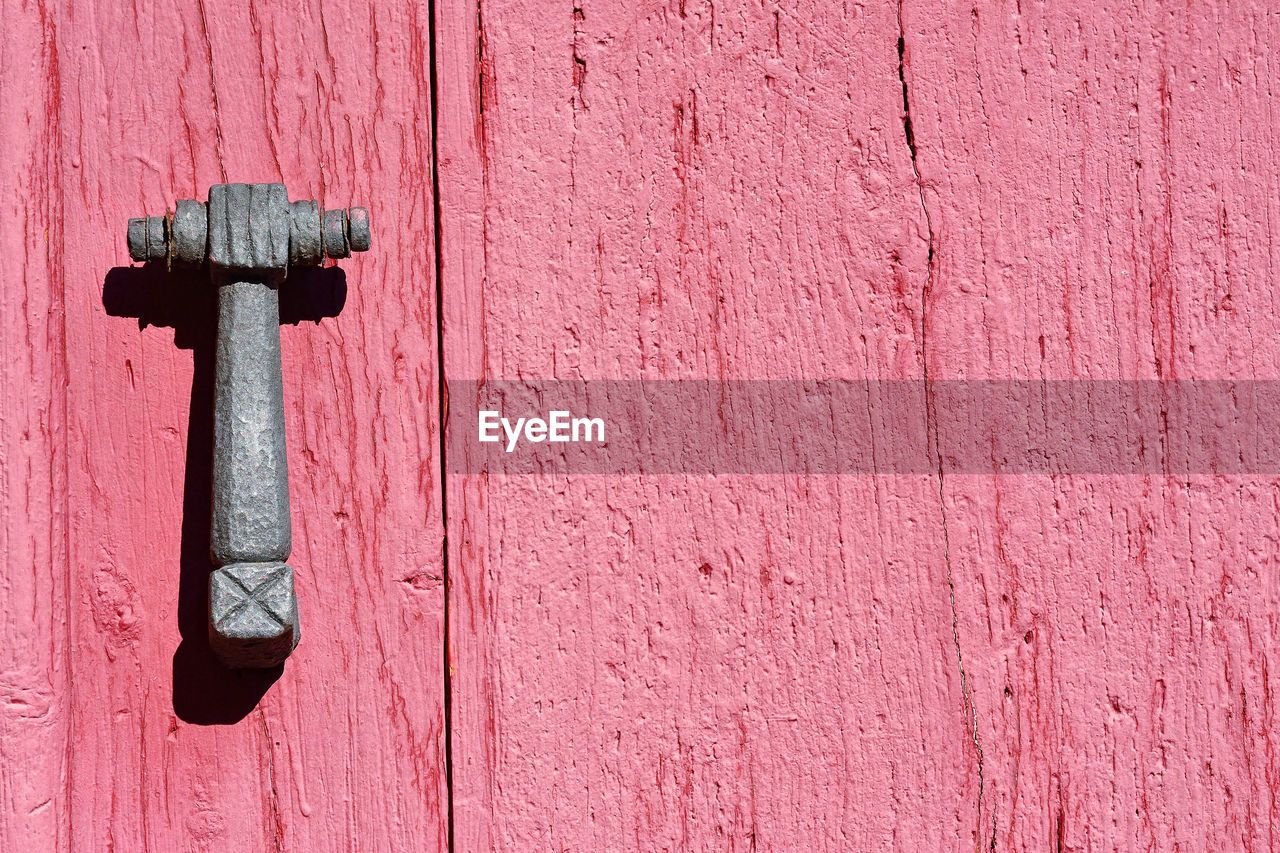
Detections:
126,184,371,668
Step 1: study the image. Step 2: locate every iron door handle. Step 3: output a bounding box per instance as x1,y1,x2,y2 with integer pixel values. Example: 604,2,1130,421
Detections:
127,184,370,668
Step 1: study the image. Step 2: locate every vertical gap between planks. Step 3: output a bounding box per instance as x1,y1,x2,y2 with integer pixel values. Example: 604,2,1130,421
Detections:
426,0,456,846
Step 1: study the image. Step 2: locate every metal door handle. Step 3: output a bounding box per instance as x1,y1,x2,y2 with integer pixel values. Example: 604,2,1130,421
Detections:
127,184,370,668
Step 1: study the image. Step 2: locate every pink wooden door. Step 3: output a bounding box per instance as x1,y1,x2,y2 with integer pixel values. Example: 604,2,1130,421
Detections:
6,0,1280,850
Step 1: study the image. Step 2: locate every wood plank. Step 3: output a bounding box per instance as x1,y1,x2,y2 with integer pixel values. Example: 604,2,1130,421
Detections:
0,2,70,847
32,1,447,848
904,1,1280,848
441,0,1280,849
437,0,981,847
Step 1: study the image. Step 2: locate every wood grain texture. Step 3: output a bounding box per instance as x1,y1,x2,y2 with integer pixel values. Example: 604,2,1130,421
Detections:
906,2,1280,849
3,1,447,849
8,0,1280,849
438,0,974,848
1,2,70,848
439,0,1280,850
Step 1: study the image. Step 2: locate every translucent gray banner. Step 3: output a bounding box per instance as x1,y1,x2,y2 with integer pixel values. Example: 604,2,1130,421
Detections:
443,380,1280,474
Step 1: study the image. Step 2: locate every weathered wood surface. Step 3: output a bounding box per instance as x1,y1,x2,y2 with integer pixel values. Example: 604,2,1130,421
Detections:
439,0,1280,851
1,3,69,847
1,1,447,850
6,0,1280,849
906,3,1280,849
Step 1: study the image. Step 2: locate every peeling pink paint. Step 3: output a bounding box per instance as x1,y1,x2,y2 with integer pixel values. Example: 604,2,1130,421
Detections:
5,0,1280,849
440,0,1280,849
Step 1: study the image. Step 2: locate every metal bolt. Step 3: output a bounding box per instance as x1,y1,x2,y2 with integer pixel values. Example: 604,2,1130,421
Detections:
127,215,169,263
347,207,371,252
124,184,370,668
128,196,371,268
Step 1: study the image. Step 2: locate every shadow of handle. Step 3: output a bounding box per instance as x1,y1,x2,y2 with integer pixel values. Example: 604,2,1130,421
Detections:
103,264,347,347
102,261,347,723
